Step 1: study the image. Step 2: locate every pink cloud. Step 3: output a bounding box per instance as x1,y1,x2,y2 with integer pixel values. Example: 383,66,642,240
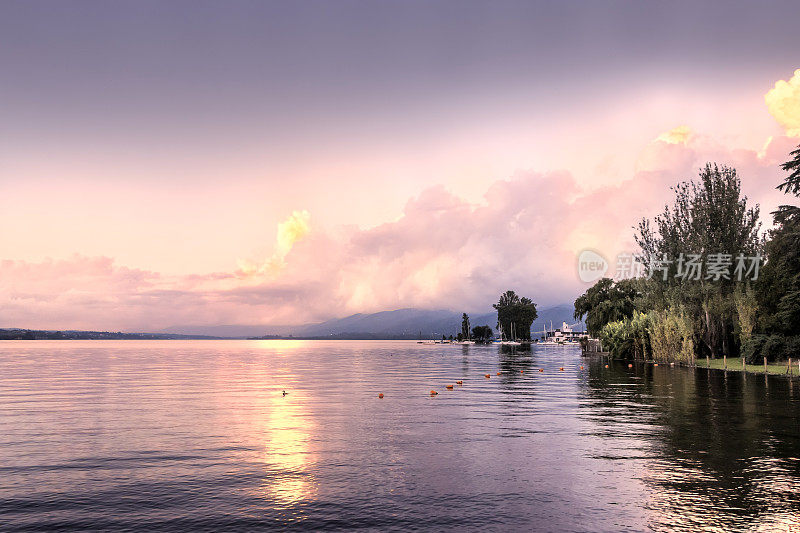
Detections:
2,134,797,331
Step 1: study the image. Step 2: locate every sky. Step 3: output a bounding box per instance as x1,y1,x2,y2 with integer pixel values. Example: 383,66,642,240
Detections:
1,1,800,331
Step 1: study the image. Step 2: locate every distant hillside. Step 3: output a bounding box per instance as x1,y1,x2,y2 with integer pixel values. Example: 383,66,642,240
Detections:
0,328,226,340
163,304,583,339
160,324,280,338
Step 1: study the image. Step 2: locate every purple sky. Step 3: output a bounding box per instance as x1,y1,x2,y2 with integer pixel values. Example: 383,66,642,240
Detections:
1,1,799,329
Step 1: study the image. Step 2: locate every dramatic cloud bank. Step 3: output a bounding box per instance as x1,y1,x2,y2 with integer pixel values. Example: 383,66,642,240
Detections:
2,129,795,331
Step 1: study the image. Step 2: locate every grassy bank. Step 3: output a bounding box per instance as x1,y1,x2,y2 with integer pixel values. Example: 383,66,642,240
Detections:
697,357,799,376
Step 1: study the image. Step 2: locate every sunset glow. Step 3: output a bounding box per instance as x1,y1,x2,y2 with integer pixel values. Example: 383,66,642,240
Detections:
1,2,798,332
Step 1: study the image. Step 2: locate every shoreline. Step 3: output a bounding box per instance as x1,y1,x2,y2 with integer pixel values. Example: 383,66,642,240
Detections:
593,355,800,379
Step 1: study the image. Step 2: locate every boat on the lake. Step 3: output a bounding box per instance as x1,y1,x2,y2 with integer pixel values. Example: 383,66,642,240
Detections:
538,321,585,346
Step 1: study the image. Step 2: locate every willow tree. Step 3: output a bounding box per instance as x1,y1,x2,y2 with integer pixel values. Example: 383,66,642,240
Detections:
574,277,640,337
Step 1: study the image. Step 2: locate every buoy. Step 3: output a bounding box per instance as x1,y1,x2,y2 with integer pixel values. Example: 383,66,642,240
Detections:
628,364,633,368
456,380,463,385
580,366,584,370
559,367,564,371
378,393,384,399
282,390,288,396
430,390,438,396
485,374,491,378
496,372,501,376
446,384,454,390
520,370,524,374
604,364,609,368
654,363,659,367
538,369,543,372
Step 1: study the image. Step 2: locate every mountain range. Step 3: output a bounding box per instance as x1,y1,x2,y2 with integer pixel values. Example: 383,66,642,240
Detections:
161,304,583,339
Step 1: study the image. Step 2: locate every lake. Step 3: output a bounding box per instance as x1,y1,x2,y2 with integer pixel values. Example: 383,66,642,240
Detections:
1,340,799,531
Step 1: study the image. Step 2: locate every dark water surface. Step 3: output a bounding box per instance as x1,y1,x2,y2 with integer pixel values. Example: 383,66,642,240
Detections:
2,340,800,532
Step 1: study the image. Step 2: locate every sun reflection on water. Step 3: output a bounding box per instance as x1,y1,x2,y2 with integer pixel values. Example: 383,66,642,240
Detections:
257,379,317,509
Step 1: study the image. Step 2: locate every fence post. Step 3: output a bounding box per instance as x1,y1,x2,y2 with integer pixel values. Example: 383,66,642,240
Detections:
764,356,768,373
723,355,727,370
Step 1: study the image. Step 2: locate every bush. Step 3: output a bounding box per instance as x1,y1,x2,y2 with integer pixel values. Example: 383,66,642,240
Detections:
786,336,800,360
761,335,786,363
745,334,800,363
742,334,767,364
599,311,650,360
648,308,694,364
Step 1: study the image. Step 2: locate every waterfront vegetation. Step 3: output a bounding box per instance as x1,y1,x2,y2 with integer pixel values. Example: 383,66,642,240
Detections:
575,145,800,366
457,290,538,343
701,356,800,376
493,290,538,341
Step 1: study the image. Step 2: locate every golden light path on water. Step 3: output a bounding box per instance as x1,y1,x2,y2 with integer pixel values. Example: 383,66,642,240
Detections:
253,340,317,510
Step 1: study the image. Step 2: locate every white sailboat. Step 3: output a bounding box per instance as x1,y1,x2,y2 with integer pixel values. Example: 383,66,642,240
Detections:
499,322,521,346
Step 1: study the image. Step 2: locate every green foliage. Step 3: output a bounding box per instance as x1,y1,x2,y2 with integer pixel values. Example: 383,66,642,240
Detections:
757,153,800,336
750,144,800,360
648,307,694,364
742,334,800,364
599,320,625,357
733,285,757,347
596,148,800,365
493,290,538,340
777,144,800,197
635,163,761,357
471,325,493,342
574,277,640,337
599,311,650,360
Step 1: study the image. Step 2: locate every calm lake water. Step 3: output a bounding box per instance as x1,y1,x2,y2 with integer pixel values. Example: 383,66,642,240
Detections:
2,340,800,532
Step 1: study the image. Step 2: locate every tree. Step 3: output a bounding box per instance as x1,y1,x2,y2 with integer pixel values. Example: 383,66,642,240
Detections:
574,277,640,337
493,290,538,340
757,144,800,338
777,144,800,198
733,285,757,347
471,325,493,342
635,164,761,357
461,313,471,339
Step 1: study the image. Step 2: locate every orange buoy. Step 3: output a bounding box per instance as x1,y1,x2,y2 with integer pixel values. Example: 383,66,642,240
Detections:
430,390,438,396
654,363,659,367
628,364,633,368
580,366,584,370
446,384,454,390
456,380,463,385
604,364,609,368
520,370,524,374
559,367,564,371
378,393,384,399
538,369,543,372
485,374,491,378
496,372,501,376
